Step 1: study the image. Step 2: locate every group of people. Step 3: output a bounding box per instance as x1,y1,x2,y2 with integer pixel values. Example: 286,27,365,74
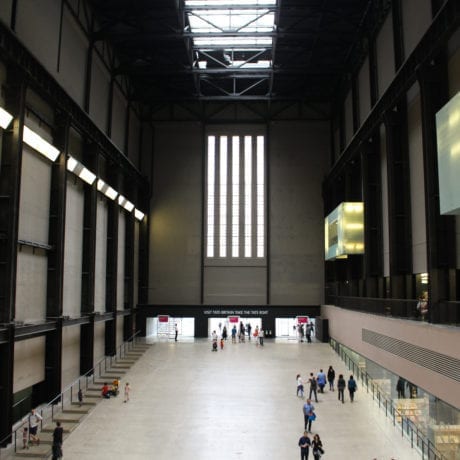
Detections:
22,409,63,459
296,366,359,458
212,322,264,350
296,322,314,343
101,379,131,403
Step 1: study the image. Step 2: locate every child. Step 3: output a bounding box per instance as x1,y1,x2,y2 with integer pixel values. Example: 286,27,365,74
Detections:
22,426,29,449
220,337,224,350
77,388,83,406
124,382,131,403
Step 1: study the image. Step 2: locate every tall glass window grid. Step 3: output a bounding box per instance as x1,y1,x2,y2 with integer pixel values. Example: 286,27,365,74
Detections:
206,134,265,260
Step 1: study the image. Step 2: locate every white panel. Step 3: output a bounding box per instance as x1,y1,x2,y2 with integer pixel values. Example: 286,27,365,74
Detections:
63,178,85,317
94,321,105,364
15,247,47,321
15,0,60,78
344,90,354,147
358,57,371,126
18,147,52,243
407,88,427,273
0,1,12,26
111,85,127,152
95,198,108,311
128,108,141,168
117,211,126,310
61,326,81,388
380,124,390,277
89,54,110,133
57,7,88,107
376,12,395,97
402,0,432,59
13,337,46,392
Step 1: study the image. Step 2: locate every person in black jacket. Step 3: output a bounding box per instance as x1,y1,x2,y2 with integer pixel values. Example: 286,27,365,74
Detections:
298,431,311,460
348,375,357,402
52,421,63,460
327,365,335,391
337,374,346,403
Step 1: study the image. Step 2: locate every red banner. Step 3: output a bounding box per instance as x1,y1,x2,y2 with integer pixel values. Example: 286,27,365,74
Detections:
297,316,308,324
228,316,239,323
158,315,169,323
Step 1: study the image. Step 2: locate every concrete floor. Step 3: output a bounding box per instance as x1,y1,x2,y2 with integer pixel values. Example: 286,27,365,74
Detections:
62,338,421,460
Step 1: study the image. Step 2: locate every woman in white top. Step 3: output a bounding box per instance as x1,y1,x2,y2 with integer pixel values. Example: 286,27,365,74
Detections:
296,374,304,398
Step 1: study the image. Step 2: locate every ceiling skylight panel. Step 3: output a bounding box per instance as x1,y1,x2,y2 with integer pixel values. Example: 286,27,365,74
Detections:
194,36,272,47
186,1,276,6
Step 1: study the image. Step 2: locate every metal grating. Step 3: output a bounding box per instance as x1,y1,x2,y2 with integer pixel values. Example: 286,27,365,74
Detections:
362,329,460,383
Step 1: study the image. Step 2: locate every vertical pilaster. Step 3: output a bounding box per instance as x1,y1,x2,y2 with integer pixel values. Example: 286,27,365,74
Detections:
80,143,98,374
384,107,412,298
105,163,119,356
124,179,135,340
418,55,455,323
44,111,68,401
0,72,26,445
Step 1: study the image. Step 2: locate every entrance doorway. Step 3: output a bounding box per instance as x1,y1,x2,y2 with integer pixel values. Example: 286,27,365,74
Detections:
208,317,262,340
275,317,316,339
146,317,195,339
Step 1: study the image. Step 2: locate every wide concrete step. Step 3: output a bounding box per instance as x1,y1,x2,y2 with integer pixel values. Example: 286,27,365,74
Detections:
42,421,79,433
71,401,97,407
14,444,51,458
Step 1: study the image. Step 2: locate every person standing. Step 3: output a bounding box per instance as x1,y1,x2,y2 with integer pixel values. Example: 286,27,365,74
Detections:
51,421,63,460
396,377,406,398
303,399,315,432
222,325,228,341
174,323,178,341
296,374,305,398
348,375,357,402
22,425,28,450
28,409,42,445
337,374,346,403
77,388,83,406
327,365,335,391
317,369,326,393
231,325,237,343
298,431,311,460
247,323,252,341
124,382,131,403
259,328,264,346
306,323,313,343
311,434,324,460
308,373,318,402
212,330,218,351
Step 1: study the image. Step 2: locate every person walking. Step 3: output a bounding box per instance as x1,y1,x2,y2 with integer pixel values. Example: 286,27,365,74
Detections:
296,374,305,398
311,434,324,460
306,323,313,343
298,431,311,460
174,323,178,342
28,409,42,446
222,325,227,341
348,375,357,402
303,399,315,432
308,373,318,402
259,328,264,346
212,330,218,351
337,374,346,403
327,365,335,391
317,369,326,393
51,421,63,460
231,325,237,343
247,323,252,341
124,382,131,402
77,388,83,406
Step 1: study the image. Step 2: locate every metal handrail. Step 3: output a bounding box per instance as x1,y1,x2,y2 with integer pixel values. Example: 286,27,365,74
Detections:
331,340,446,460
0,331,142,456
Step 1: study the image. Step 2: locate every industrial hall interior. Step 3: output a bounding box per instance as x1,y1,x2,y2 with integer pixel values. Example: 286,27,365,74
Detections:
0,0,459,459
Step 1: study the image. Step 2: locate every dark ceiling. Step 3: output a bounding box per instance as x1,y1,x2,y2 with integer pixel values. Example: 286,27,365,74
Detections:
88,0,389,106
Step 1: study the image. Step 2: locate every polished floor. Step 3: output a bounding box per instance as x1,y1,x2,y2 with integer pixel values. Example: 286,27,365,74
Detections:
62,337,421,460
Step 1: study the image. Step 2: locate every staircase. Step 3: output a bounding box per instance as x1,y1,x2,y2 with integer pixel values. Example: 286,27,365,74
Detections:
7,342,151,459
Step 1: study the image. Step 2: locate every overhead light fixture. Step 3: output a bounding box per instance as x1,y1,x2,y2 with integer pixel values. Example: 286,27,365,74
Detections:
23,126,60,162
0,107,13,129
97,179,118,200
118,194,135,212
66,155,96,185
134,209,145,221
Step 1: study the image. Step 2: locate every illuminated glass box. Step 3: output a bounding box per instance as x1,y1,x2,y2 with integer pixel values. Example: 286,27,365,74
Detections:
436,92,460,215
324,202,364,260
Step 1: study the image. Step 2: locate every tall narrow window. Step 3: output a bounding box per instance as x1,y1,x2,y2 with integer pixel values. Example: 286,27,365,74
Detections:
232,136,240,257
219,136,228,257
207,136,216,257
206,133,264,260
244,136,252,258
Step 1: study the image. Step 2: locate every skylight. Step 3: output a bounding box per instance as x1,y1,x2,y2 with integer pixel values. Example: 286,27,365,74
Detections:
185,0,276,69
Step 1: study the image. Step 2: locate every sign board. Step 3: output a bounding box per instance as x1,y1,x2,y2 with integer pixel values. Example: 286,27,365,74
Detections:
228,316,240,323
158,315,169,323
297,316,309,324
